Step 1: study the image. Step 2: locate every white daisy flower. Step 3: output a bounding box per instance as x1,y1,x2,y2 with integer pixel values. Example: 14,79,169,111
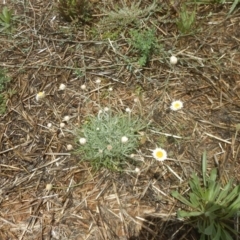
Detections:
36,91,45,101
60,122,65,128
47,123,52,128
170,100,183,111
152,148,167,161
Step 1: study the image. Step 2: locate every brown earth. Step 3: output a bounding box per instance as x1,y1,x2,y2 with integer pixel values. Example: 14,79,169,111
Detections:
0,0,240,239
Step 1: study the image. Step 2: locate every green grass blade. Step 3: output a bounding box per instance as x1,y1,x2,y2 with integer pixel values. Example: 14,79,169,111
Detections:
228,0,240,15
177,210,202,218
224,185,240,204
216,181,232,204
171,191,196,208
189,192,200,208
202,150,207,186
205,203,221,214
212,224,221,240
204,221,215,235
221,228,234,240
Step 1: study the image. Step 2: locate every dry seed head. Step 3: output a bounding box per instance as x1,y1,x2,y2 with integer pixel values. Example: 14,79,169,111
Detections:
81,84,86,90
126,107,131,113
79,137,87,145
121,136,128,143
170,56,178,65
46,183,53,191
67,144,73,150
63,115,70,122
107,145,113,151
135,167,140,173
96,78,101,84
59,83,66,90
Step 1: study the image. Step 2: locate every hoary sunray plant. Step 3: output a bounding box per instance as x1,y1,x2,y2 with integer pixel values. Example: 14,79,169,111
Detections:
171,151,240,240
75,109,146,171
99,1,157,31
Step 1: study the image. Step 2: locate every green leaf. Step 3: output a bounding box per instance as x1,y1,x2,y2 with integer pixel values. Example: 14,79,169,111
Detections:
228,0,240,15
221,228,234,240
205,204,221,215
224,194,240,218
198,220,207,234
2,7,11,23
171,191,196,208
189,192,200,208
212,224,221,240
216,181,232,204
204,221,215,235
189,174,203,198
224,185,240,204
199,234,205,240
229,192,240,208
177,210,202,218
209,168,217,182
208,182,221,202
202,150,207,186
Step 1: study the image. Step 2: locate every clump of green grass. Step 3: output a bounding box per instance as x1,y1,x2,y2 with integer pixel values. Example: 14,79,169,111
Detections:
74,109,145,171
129,29,159,67
0,6,14,33
57,0,91,23
172,151,240,240
0,68,11,114
176,4,196,34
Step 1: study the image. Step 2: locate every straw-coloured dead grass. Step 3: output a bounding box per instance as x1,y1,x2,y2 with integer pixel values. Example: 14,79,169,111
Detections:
0,0,240,239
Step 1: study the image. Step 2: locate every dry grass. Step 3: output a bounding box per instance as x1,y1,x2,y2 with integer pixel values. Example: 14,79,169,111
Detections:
0,0,240,239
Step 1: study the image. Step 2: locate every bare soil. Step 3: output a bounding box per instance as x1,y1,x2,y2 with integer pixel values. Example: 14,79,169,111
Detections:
0,0,240,239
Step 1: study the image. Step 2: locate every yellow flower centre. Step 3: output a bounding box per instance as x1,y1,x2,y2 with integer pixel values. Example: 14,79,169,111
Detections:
37,92,45,98
156,151,164,158
174,103,180,108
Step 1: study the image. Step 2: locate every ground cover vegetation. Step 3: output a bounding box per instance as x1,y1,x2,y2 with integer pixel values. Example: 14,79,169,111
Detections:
0,0,240,239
